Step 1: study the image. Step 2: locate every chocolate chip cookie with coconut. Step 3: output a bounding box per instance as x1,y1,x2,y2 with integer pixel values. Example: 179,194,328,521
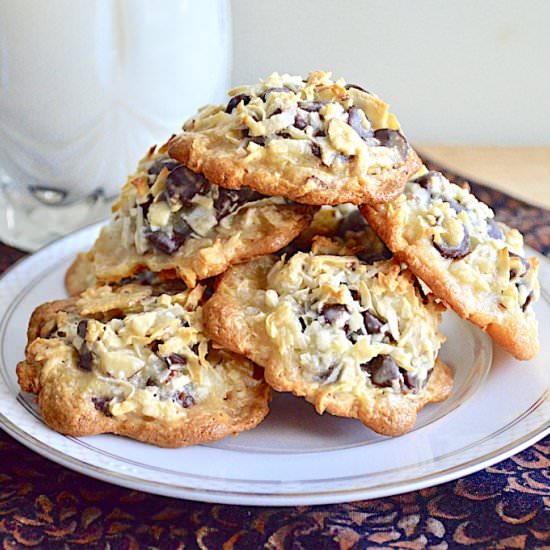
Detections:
204,251,452,436
17,284,270,447
168,71,421,206
66,145,314,290
362,170,540,360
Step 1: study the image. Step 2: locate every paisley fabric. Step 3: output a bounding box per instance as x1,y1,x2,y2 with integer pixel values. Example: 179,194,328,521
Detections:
0,161,548,549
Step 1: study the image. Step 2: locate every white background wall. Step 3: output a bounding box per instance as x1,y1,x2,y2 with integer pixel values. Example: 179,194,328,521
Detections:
231,0,550,145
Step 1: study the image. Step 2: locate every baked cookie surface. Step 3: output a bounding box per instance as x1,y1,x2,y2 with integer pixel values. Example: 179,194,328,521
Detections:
68,147,314,288
204,252,452,436
65,252,97,295
17,284,270,447
362,170,540,360
168,71,421,205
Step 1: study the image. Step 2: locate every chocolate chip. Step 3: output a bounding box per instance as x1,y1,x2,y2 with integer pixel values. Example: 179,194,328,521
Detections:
77,319,88,340
294,112,308,130
509,252,530,278
311,142,322,159
214,187,264,220
175,392,195,408
166,353,186,368
487,219,504,240
337,210,369,237
146,230,189,255
138,196,154,217
247,136,266,146
444,199,466,214
46,323,58,338
298,100,327,112
241,128,268,148
361,356,422,392
348,106,372,140
91,397,112,416
373,129,409,160
344,83,372,94
362,310,385,334
432,225,471,259
522,291,534,311
414,171,440,189
318,364,337,382
402,370,424,393
321,303,349,325
147,158,180,176
414,280,430,304
225,93,250,114
134,271,156,285
259,87,289,101
79,344,93,371
361,355,401,388
164,165,210,208
145,378,156,387
356,244,393,264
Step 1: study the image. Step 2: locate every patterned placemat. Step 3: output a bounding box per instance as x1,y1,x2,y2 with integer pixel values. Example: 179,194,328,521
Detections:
0,161,548,549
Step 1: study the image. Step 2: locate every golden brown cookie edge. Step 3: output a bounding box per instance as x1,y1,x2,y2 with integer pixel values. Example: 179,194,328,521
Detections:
168,133,423,206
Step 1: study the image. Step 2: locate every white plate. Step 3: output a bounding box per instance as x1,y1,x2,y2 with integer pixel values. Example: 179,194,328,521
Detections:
0,223,549,506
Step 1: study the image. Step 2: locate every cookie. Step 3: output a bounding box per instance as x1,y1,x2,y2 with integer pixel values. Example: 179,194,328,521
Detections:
362,170,540,360
168,71,422,206
65,252,97,295
17,284,271,448
68,146,314,288
204,252,452,436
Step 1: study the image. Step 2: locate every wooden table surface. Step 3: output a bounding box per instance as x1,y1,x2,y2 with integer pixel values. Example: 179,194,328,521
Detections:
417,145,550,209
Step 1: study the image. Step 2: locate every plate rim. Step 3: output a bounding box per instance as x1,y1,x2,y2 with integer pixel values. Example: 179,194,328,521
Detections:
0,222,548,506
1,402,547,505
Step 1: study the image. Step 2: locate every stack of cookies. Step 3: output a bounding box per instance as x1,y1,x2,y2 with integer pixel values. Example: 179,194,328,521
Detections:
17,71,540,447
